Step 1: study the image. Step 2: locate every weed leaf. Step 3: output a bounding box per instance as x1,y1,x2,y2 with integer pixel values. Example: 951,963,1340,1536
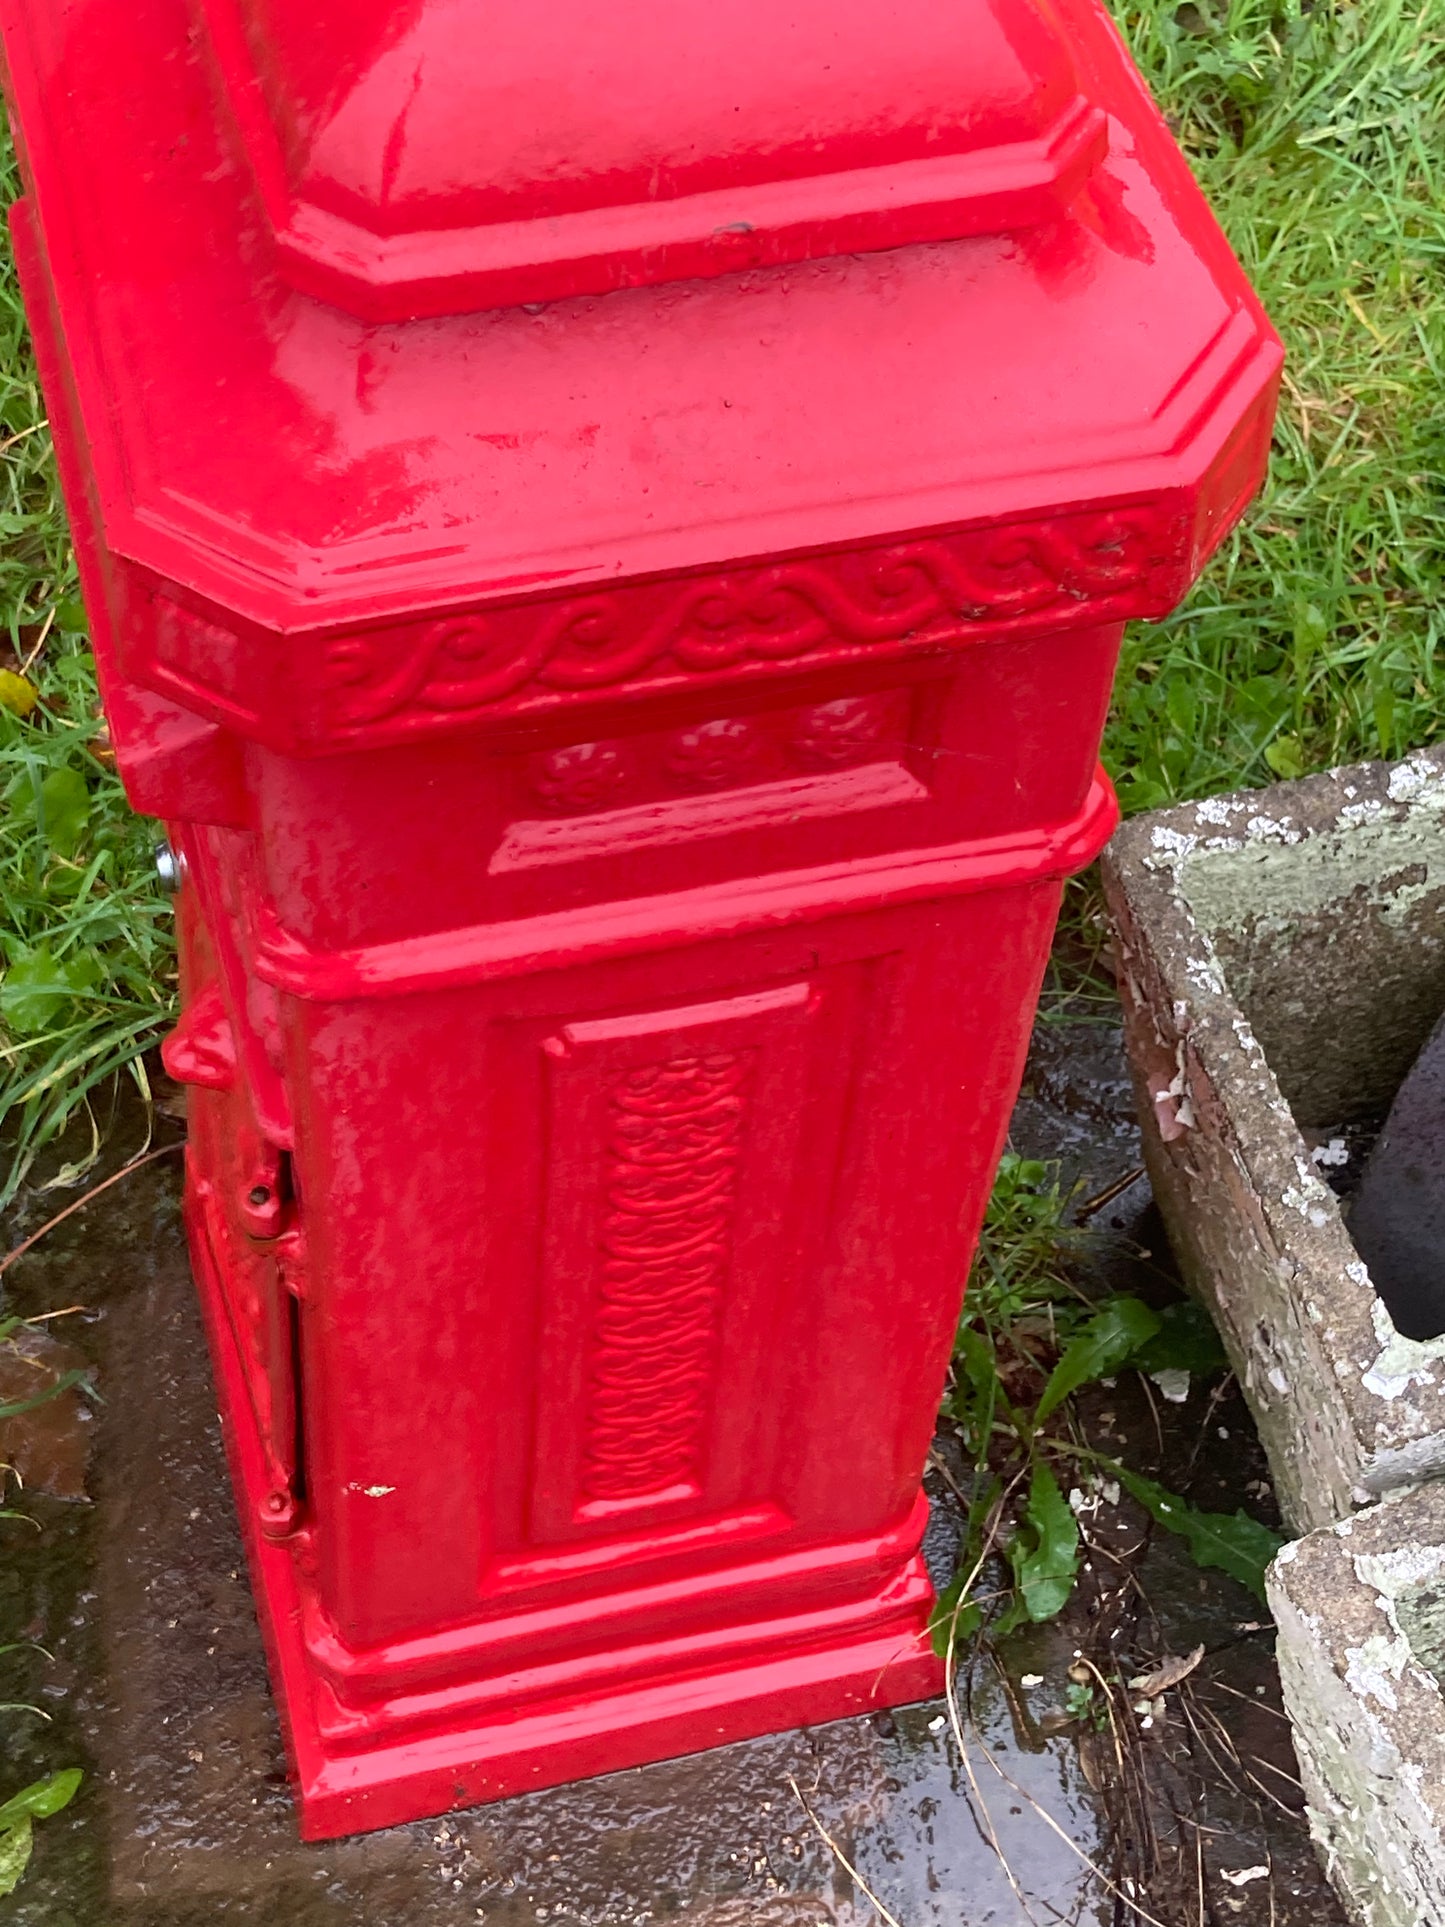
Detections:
0,668,36,718
949,1323,1005,1453
0,945,103,1035
37,766,90,855
928,1573,984,1658
1115,1468,1281,1602
1012,1462,1080,1623
0,1770,82,1829
0,1769,80,1900
1035,1298,1161,1426
1130,1302,1229,1379
0,1817,32,1898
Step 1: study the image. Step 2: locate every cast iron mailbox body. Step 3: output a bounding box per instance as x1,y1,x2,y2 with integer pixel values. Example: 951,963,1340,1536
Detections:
1,0,1279,1837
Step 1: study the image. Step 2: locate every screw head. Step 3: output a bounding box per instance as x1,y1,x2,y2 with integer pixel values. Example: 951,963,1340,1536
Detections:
154,841,187,892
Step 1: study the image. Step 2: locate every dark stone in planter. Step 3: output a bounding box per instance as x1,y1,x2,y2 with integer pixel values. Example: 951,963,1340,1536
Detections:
1350,1009,1445,1341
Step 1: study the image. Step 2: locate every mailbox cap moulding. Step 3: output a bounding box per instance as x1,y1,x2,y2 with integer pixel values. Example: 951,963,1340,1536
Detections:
0,0,1282,642
197,0,1109,318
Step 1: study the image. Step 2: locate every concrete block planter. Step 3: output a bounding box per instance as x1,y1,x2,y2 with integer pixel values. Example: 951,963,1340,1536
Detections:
1269,1485,1445,1927
1100,746,1445,1534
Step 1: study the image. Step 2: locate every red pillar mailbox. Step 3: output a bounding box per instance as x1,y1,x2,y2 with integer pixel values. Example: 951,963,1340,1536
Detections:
2,0,1278,1837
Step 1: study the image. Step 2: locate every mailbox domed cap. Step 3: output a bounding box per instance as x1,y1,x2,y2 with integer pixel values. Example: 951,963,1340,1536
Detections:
200,0,1107,318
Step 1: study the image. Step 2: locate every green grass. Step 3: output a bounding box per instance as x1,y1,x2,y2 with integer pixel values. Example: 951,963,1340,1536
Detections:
0,0,1441,1191
1105,0,1445,809
0,138,175,1207
939,0,1445,1649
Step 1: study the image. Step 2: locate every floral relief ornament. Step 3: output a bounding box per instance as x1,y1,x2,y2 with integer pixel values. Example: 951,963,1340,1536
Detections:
528,740,637,812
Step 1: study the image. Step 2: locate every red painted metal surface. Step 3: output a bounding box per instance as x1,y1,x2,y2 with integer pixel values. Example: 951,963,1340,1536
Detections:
194,0,1108,317
1,0,1279,1839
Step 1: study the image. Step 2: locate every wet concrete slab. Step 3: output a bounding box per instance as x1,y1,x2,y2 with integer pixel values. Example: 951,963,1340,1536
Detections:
0,1005,1347,1925
89,1204,1114,1927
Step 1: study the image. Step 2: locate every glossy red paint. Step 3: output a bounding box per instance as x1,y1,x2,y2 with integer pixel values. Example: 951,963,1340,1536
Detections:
200,0,1110,317
1,0,1279,1838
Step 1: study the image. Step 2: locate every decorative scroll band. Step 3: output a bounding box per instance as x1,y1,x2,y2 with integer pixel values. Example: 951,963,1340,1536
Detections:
318,507,1181,735
582,1051,753,1505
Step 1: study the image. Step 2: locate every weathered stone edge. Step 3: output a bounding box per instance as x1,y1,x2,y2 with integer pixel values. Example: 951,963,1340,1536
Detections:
1268,1485,1445,1927
1100,746,1445,1532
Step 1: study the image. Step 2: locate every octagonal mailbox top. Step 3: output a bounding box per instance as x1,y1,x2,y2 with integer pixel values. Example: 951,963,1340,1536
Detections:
0,0,1281,755
200,0,1106,318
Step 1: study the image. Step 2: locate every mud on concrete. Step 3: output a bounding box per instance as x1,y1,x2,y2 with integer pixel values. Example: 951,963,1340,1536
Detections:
0,1002,1345,1926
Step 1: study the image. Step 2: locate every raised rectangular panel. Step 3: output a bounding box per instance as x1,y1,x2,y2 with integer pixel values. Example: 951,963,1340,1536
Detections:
491,763,928,876
527,981,820,1545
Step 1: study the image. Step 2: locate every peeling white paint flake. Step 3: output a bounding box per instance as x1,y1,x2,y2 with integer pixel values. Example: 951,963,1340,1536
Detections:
1150,825,1199,862
1194,796,1236,826
1312,1138,1350,1168
1245,814,1303,844
1221,1866,1269,1888
1185,952,1225,996
1344,1630,1411,1710
1284,1178,1331,1226
1291,1153,1313,1183
1387,752,1445,806
1230,1013,1265,1059
1338,800,1383,830
1364,1300,1445,1399
1150,1368,1192,1404
347,1482,398,1498
1161,1050,1197,1132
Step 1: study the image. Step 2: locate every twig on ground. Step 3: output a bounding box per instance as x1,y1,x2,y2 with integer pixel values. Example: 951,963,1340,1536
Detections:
948,1646,1044,1927
1074,1168,1146,1223
961,1702,1172,1927
0,1142,182,1282
1247,1751,1304,1794
1204,1678,1290,1723
785,1774,905,1927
